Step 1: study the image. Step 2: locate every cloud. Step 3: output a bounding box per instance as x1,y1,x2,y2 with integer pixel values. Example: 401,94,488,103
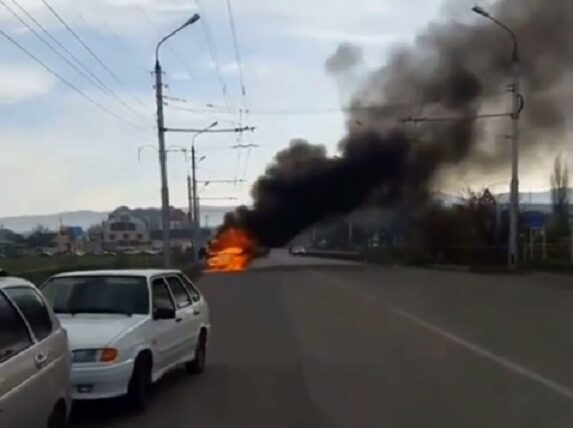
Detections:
0,65,55,103
0,88,156,216
289,28,395,46
171,71,192,81
206,60,271,79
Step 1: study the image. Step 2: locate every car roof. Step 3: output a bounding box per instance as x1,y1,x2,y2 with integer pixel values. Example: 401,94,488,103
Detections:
0,276,36,290
49,269,183,280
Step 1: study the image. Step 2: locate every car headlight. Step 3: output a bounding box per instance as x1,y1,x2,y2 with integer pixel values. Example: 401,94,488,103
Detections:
72,348,118,363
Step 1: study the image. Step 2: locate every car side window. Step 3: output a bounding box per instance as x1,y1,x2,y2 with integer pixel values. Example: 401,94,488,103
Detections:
5,287,53,341
178,274,201,303
0,291,33,364
166,277,192,309
151,278,175,311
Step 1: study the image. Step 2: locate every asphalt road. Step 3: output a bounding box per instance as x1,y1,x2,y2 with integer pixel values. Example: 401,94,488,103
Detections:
71,251,573,427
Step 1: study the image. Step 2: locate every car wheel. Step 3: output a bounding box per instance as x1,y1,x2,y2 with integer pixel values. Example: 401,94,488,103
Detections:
47,401,66,428
126,355,151,412
186,332,207,375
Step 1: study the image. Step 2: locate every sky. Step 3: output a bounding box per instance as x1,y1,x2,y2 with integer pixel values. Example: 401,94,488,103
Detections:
0,0,567,218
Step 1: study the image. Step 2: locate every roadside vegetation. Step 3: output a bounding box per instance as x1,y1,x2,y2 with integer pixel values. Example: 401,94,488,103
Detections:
1,249,201,284
297,155,573,272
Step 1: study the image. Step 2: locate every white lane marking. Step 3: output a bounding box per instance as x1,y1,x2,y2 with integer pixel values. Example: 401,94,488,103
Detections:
312,269,573,400
390,306,573,400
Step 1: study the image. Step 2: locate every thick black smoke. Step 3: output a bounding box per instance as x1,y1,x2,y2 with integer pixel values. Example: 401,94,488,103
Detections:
222,0,573,248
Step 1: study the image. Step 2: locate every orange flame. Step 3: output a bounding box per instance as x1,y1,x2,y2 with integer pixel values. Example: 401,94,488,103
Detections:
206,228,255,272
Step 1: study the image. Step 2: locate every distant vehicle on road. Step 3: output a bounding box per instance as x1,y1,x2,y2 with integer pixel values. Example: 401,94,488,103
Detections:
289,245,307,256
40,269,210,411
0,276,72,428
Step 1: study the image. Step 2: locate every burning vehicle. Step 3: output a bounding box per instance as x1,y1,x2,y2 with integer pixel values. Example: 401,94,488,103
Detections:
206,228,255,272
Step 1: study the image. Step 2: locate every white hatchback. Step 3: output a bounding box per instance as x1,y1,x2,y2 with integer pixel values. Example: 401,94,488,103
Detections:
40,269,210,410
0,276,72,428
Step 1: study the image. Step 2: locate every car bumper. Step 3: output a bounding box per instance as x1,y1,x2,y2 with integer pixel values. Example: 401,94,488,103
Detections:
71,359,134,400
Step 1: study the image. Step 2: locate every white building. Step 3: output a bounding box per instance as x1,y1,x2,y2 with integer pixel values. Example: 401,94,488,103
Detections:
102,209,150,251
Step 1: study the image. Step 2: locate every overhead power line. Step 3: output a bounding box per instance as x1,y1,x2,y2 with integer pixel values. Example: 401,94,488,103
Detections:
194,0,233,113
225,0,247,104
163,96,510,116
6,0,104,92
40,0,150,116
224,0,251,183
73,5,150,75
0,29,147,133
163,101,236,125
400,112,511,123
3,0,151,125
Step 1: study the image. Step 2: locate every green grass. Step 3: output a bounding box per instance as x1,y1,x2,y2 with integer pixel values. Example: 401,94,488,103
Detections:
0,254,201,284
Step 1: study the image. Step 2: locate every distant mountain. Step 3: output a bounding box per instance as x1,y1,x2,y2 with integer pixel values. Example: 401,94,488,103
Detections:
0,211,108,234
1,191,564,234
0,206,234,233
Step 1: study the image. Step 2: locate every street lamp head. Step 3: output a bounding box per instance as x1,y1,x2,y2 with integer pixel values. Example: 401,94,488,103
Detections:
185,14,201,27
472,5,490,17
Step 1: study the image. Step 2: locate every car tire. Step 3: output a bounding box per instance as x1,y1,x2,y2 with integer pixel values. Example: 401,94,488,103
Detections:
186,332,207,375
126,355,151,412
47,401,66,428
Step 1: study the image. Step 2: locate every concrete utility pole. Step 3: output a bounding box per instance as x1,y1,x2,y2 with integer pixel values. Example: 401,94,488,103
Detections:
154,14,200,267
187,174,193,227
473,6,522,269
154,60,170,266
191,144,199,258
189,121,217,260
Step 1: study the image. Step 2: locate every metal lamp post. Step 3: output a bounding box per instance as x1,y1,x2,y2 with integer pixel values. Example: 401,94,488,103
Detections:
154,13,200,267
473,6,521,269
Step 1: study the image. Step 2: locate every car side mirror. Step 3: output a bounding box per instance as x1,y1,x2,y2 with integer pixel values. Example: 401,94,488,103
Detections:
153,306,176,320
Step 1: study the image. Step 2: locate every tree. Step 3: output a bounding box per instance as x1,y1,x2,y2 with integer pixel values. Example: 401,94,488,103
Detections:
415,189,499,264
32,224,50,234
26,226,56,249
549,155,570,239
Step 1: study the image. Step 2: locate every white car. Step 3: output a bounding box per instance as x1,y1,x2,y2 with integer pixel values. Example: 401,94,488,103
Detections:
289,245,307,255
0,276,72,428
40,269,210,410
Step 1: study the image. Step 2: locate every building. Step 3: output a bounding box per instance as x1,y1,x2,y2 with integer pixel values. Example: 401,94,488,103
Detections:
102,208,150,251
55,226,85,254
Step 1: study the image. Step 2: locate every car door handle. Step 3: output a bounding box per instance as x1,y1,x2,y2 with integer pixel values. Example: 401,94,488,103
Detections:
193,309,200,316
35,352,48,369
175,317,183,323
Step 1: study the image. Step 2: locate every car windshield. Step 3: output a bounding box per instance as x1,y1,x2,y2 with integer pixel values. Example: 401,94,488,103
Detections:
41,276,149,316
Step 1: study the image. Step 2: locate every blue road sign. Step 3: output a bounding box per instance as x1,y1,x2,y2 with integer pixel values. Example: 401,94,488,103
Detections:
523,211,548,229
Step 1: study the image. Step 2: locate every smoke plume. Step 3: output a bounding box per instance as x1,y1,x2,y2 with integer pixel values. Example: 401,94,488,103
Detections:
221,0,573,248
325,43,363,75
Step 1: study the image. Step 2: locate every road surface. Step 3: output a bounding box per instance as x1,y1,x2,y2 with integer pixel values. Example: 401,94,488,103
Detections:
72,250,573,427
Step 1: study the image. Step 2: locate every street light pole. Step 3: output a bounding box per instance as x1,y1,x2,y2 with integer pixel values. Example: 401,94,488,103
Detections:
189,121,218,260
154,13,200,267
473,6,521,269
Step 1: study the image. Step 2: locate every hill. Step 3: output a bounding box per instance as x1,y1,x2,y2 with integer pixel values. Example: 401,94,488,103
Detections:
0,206,233,233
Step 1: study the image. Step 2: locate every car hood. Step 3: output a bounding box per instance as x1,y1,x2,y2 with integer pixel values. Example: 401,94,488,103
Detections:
58,315,146,349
